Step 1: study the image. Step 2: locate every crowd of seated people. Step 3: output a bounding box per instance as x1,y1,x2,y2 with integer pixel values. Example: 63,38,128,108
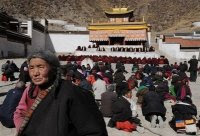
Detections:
0,51,198,135
76,44,100,51
58,55,169,65
111,46,155,52
88,44,99,48
76,46,87,51
76,45,155,52
149,46,155,52
97,47,106,51
59,57,198,134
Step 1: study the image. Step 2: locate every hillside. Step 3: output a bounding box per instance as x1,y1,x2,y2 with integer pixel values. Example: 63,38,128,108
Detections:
1,0,200,32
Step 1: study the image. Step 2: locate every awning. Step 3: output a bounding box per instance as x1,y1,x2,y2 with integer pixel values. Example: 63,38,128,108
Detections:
90,39,109,41
124,30,147,41
125,38,147,41
109,34,125,37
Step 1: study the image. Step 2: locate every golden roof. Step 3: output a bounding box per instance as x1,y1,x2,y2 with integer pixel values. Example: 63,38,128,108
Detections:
105,7,133,15
88,22,148,30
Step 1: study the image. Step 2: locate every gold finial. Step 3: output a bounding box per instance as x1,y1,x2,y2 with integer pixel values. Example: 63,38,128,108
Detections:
91,18,93,23
143,16,145,22
119,0,122,8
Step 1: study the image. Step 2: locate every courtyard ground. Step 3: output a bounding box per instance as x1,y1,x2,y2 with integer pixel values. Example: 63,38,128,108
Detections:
0,59,200,136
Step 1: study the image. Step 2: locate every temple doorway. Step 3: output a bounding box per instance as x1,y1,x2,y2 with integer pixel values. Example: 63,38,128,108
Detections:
109,37,124,45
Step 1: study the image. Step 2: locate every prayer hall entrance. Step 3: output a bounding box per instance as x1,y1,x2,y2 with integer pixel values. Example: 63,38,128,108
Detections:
109,37,124,45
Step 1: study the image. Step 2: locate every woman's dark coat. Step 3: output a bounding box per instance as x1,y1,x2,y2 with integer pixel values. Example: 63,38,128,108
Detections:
142,91,166,116
111,97,132,122
188,58,198,72
21,80,108,136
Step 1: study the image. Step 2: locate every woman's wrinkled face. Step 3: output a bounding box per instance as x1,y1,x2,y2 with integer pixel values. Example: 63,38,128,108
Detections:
28,58,50,85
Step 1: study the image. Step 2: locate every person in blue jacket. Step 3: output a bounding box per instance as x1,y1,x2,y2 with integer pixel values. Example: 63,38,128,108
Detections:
0,81,25,128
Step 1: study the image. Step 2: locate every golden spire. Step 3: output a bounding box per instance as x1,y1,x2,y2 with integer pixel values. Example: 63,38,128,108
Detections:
91,18,93,24
143,16,145,22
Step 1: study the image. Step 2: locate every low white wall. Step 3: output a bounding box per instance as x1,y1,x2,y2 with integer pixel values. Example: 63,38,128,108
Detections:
159,42,180,58
74,51,159,58
46,33,92,53
158,39,199,60
179,51,199,60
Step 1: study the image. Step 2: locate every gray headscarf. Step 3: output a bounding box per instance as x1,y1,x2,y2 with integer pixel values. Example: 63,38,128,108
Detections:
28,50,60,69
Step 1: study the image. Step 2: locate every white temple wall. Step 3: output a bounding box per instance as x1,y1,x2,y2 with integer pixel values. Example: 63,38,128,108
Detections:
46,33,92,53
178,51,199,60
159,42,180,58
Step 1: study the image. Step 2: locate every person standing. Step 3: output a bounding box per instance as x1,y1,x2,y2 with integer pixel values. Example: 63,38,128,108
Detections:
19,60,30,83
188,55,198,82
14,51,107,136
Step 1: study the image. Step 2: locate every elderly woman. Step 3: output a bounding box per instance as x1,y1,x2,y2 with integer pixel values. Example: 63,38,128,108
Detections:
14,51,107,136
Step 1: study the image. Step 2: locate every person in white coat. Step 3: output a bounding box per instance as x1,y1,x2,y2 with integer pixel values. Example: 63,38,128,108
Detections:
92,73,107,101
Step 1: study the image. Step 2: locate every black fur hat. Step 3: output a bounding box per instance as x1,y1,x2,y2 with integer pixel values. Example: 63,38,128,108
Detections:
116,81,130,96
